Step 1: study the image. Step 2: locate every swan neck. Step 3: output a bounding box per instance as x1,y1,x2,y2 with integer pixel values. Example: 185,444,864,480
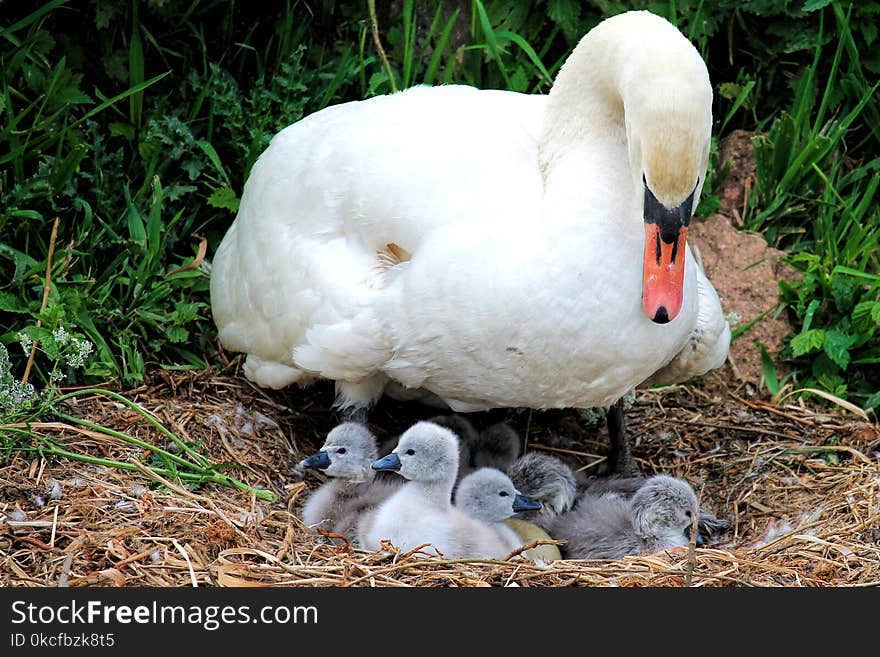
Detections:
408,478,455,508
538,11,712,202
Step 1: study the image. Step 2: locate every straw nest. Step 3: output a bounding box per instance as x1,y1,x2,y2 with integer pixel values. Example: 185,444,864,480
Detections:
2,365,878,588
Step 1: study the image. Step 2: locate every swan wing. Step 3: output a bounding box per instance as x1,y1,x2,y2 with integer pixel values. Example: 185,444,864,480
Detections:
210,85,546,388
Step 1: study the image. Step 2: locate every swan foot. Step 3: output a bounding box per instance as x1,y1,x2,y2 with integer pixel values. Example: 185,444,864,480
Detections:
604,398,640,477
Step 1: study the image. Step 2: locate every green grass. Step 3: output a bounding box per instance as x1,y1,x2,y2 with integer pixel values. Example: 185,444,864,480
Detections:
744,5,880,410
1,0,878,495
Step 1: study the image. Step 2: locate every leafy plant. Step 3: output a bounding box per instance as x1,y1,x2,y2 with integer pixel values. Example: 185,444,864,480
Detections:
0,327,274,501
740,5,879,410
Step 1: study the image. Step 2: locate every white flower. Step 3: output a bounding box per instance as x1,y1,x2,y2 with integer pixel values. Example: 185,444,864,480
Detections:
65,337,94,369
52,326,70,346
17,332,33,355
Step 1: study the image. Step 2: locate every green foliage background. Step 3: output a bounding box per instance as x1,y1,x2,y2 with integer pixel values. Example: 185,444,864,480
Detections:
1,0,878,410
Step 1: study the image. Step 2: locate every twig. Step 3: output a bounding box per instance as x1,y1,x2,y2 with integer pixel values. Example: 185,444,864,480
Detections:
129,460,256,545
57,553,74,587
114,548,158,569
165,236,207,277
672,419,800,441
315,527,352,552
49,504,59,549
6,533,55,551
523,409,533,453
728,391,817,426
504,538,566,562
683,509,701,587
172,539,198,587
781,445,874,466
368,0,397,92
529,443,605,459
399,542,435,561
23,216,60,384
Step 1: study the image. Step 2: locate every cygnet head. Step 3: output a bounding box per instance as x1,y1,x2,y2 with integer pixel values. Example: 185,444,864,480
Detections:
631,475,700,546
300,422,377,483
371,421,459,483
456,468,541,523
508,452,578,516
473,422,522,470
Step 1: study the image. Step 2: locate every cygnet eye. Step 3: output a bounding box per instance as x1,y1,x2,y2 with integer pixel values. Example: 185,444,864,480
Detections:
499,491,509,497
337,448,346,455
405,448,415,456
685,510,692,518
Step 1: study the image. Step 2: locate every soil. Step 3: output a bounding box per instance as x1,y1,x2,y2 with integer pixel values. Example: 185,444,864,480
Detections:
689,130,800,387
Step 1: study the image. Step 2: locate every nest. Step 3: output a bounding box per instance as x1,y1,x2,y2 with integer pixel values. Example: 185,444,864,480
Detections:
1,366,878,587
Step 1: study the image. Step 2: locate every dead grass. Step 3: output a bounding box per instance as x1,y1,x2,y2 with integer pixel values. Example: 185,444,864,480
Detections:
1,366,878,587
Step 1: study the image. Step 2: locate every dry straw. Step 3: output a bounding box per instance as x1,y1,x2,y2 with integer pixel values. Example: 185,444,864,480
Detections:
2,367,878,587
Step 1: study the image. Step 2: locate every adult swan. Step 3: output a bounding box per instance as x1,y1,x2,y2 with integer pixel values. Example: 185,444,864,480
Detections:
210,11,731,472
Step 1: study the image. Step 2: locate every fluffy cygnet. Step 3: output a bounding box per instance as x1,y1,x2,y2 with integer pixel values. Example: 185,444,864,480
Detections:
358,421,517,559
472,422,522,470
580,474,730,542
507,452,579,529
455,467,560,561
299,422,399,544
549,474,701,560
455,467,540,546
428,416,522,482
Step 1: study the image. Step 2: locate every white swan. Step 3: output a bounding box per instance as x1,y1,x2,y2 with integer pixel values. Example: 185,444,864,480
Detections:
210,11,730,467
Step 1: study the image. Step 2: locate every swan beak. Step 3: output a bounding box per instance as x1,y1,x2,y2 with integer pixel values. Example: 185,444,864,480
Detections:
513,493,542,512
301,450,331,470
641,183,695,324
372,452,402,472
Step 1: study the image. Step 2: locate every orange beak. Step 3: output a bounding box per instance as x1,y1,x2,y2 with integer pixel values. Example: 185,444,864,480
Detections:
641,223,687,324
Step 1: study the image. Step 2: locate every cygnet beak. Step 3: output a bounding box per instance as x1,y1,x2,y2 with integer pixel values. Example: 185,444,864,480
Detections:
684,524,704,547
372,452,402,472
513,493,542,512
301,450,331,470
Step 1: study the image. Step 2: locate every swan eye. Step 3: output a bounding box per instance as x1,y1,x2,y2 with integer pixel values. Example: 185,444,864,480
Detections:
405,448,415,456
337,448,346,455
685,510,692,518
499,491,509,497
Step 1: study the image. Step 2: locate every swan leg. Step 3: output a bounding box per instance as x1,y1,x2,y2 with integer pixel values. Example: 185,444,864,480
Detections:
604,398,639,476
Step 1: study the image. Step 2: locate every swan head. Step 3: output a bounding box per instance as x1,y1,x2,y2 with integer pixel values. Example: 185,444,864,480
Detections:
546,11,713,324
624,48,712,324
300,422,378,483
456,467,542,523
631,475,701,547
372,421,460,483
